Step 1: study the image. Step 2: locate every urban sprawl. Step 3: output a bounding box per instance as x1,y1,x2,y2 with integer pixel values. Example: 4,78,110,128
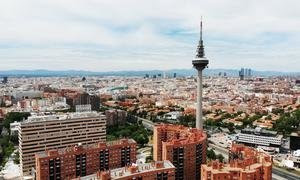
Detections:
0,24,299,180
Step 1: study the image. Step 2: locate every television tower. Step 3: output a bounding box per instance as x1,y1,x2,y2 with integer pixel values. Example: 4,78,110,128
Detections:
192,18,209,130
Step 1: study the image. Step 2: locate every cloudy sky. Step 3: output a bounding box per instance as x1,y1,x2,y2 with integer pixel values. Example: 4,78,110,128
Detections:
0,0,299,72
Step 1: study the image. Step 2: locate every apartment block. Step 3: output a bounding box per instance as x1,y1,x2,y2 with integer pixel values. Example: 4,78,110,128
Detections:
201,144,272,180
153,124,207,180
76,160,175,180
35,139,136,180
105,109,127,126
236,127,282,151
19,112,106,176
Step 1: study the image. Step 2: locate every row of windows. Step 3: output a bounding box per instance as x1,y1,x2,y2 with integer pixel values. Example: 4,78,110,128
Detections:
239,135,281,141
238,135,281,143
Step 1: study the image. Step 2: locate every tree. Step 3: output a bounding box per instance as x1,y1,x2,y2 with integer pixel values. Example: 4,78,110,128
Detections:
13,151,20,164
178,115,196,127
146,156,153,163
236,111,243,116
205,119,217,127
217,154,225,163
107,123,149,147
272,108,284,115
99,106,109,112
10,134,19,145
134,134,148,146
274,109,300,135
207,149,217,160
157,111,166,116
241,114,261,128
220,113,232,120
226,122,235,133
0,135,15,168
273,109,300,136
3,112,30,130
265,115,272,120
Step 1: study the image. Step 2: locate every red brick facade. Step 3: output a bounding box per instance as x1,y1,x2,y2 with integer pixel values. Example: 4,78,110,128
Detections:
35,139,136,180
93,161,175,180
153,124,207,179
201,144,272,180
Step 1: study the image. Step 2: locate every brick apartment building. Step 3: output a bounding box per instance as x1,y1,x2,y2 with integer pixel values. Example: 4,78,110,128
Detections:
65,92,100,111
35,139,137,180
77,160,175,180
201,144,272,180
153,124,207,180
105,109,127,127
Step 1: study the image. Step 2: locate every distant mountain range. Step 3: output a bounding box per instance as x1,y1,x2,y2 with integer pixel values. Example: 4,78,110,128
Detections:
0,69,299,77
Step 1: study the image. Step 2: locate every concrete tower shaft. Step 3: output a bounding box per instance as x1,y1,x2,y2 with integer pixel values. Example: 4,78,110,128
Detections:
192,19,209,130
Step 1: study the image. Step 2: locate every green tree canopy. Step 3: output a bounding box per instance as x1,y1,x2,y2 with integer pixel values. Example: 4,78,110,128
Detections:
3,112,30,129
273,109,300,136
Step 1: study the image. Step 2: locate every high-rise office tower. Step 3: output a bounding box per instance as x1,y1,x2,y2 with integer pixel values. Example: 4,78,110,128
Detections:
153,124,207,180
248,68,252,77
192,19,209,130
2,76,8,84
35,139,136,180
239,68,252,80
19,112,106,176
239,68,245,80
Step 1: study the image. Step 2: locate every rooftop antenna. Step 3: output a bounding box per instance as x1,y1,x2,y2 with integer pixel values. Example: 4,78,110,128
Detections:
200,16,203,43
196,16,205,58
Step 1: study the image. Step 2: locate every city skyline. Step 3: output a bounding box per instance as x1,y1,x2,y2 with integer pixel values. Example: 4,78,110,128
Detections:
1,0,300,72
1,70,299,179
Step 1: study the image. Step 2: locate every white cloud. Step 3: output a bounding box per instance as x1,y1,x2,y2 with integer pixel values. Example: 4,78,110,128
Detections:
0,0,299,71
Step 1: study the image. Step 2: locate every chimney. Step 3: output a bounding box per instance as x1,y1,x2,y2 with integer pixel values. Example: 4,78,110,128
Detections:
74,143,84,152
155,161,164,169
47,150,59,156
98,171,110,180
212,161,218,169
128,165,138,174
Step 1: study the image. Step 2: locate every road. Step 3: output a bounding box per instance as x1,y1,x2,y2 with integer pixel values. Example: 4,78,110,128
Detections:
137,117,155,130
272,167,300,180
208,143,229,161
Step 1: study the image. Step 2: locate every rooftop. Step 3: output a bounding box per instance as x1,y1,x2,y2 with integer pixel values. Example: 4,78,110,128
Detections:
110,161,174,178
155,124,207,144
202,144,272,175
35,139,136,159
22,111,102,124
241,127,278,137
77,160,175,180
